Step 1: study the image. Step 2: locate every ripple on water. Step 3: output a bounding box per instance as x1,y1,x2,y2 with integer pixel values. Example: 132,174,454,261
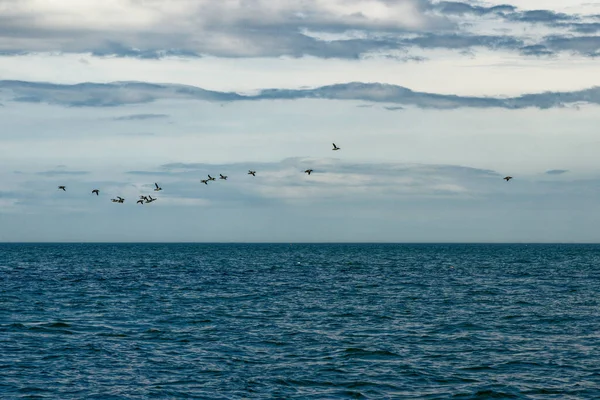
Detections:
1,243,599,398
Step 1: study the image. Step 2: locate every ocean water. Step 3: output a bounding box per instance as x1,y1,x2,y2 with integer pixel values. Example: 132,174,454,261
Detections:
1,243,599,399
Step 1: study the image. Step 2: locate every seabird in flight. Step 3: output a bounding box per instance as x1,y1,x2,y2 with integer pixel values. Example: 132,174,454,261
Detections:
58,186,66,191
137,199,144,204
146,195,156,203
154,183,162,191
248,170,256,176
92,189,99,195
332,143,340,151
304,169,313,175
201,179,209,185
504,176,513,182
219,174,227,180
208,175,216,181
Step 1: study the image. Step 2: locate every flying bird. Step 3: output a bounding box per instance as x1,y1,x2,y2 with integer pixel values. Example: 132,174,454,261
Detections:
92,189,99,195
154,183,162,191
111,196,125,203
58,186,66,191
146,196,156,203
137,199,144,204
332,143,340,151
248,170,256,176
201,179,209,185
504,176,513,182
219,174,227,180
304,169,313,175
208,175,216,181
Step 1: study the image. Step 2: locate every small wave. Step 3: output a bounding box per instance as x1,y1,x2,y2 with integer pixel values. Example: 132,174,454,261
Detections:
343,348,398,358
45,322,71,328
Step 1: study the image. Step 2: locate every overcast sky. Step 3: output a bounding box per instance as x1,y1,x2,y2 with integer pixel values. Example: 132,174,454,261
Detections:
2,0,600,242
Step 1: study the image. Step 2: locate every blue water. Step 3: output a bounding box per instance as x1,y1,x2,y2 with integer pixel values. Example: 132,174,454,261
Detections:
1,243,599,399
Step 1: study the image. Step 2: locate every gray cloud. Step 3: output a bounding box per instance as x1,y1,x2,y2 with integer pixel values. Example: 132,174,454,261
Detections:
4,80,600,110
113,113,169,121
540,35,600,57
432,2,516,16
506,9,576,23
566,22,600,34
520,45,555,56
36,170,90,177
546,169,569,175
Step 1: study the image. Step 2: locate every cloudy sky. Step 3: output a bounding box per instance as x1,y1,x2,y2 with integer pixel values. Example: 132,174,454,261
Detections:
2,0,600,242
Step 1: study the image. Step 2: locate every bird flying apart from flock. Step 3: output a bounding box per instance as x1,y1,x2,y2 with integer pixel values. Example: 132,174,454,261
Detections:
304,169,313,175
92,189,99,195
248,170,256,176
58,186,66,191
504,176,513,182
332,143,340,151
154,183,162,191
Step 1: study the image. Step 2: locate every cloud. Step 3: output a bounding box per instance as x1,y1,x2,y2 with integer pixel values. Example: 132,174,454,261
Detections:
546,169,569,175
0,0,597,59
384,106,404,111
113,113,169,121
0,0,448,59
5,80,600,110
36,170,90,177
506,10,576,24
540,35,600,57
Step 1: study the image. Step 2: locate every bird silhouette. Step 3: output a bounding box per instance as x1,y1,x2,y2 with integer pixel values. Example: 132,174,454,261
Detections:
332,143,340,151
154,183,162,191
304,169,313,175
92,189,99,195
248,170,256,176
504,176,513,182
220,174,228,180
58,186,66,191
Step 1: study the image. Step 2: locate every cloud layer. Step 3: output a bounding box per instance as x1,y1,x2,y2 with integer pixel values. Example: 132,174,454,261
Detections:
0,0,599,59
2,80,600,110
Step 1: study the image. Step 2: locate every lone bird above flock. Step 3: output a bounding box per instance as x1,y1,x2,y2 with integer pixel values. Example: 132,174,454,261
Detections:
248,170,256,176
58,186,66,191
154,183,162,191
332,143,340,151
92,189,99,196
304,169,313,175
220,174,227,180
504,176,513,182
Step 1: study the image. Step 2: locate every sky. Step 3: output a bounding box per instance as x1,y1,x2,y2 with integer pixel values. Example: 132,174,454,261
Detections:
2,0,600,242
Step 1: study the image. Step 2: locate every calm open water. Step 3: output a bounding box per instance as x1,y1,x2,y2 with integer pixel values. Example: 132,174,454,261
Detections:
1,243,599,399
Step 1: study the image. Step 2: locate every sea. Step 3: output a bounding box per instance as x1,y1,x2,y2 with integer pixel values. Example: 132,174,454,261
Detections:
1,243,599,399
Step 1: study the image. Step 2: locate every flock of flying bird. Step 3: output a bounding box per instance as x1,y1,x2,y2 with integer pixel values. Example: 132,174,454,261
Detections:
55,142,514,203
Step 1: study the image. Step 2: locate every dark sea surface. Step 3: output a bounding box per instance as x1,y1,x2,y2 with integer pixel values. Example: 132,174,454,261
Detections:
1,243,599,399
